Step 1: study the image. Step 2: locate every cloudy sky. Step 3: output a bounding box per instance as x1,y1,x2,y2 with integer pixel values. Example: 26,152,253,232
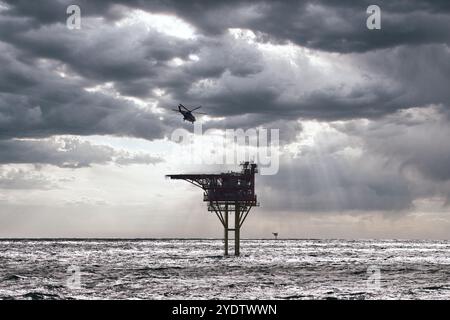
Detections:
0,0,449,239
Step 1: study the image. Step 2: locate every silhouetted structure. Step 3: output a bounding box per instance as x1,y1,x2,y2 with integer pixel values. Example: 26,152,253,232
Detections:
272,232,278,240
167,162,259,256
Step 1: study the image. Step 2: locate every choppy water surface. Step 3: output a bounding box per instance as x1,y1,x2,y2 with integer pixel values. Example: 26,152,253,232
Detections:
0,239,449,299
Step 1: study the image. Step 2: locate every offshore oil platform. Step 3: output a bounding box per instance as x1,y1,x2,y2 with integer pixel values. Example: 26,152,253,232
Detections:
167,162,259,256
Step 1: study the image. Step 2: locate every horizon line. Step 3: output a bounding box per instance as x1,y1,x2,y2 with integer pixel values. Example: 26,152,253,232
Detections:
0,237,448,241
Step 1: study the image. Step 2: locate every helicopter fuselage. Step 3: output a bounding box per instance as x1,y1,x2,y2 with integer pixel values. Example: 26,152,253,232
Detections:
180,110,196,123
178,104,196,123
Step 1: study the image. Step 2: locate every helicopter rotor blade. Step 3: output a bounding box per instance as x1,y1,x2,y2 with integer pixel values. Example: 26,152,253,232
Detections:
190,106,202,112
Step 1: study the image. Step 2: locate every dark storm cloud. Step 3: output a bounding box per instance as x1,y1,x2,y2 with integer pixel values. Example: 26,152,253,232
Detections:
175,80,403,120
0,6,268,139
354,44,450,108
0,138,163,168
0,0,449,165
5,23,196,84
244,1,450,53
334,106,450,182
1,0,449,131
0,39,168,140
0,138,113,168
3,0,450,53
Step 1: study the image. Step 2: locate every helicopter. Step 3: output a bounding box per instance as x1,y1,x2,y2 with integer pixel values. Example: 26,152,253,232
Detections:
172,104,206,123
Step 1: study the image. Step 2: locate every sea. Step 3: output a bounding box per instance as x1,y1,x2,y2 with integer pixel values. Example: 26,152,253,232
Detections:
0,239,449,300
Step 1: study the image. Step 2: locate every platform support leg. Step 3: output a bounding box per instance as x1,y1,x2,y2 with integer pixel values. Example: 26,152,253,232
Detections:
224,203,228,256
235,203,240,256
